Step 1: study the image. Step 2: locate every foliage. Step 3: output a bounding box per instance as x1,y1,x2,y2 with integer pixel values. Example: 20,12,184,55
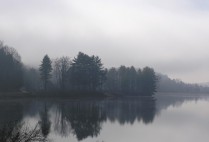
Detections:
69,52,106,91
0,41,158,96
141,67,158,94
157,73,202,93
0,41,23,91
105,66,157,95
39,55,52,90
53,57,71,90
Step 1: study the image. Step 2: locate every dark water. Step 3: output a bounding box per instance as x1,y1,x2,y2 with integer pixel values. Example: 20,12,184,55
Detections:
0,93,209,142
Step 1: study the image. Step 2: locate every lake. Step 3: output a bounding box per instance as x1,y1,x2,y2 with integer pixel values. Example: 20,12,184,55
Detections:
0,93,208,142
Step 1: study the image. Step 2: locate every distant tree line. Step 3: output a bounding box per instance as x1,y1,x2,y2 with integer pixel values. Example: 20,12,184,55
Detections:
38,52,157,95
0,42,157,96
157,73,209,93
104,66,157,95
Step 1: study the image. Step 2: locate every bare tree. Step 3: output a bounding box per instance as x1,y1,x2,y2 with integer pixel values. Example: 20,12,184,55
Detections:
54,57,71,90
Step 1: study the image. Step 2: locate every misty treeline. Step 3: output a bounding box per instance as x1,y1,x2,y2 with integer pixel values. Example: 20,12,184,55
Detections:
0,42,157,96
157,74,209,93
26,53,157,95
0,42,23,91
105,66,157,95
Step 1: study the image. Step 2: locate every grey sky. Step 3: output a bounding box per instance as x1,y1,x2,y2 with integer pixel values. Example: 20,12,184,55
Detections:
0,0,209,83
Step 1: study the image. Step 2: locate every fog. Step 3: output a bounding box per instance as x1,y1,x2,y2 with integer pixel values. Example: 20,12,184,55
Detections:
0,0,209,83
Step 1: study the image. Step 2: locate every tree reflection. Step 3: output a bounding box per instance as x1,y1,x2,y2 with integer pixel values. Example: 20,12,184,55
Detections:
68,103,105,140
54,103,70,137
52,97,156,140
39,103,51,138
54,102,106,141
0,101,50,141
0,98,157,141
0,93,205,141
103,97,156,124
0,101,24,127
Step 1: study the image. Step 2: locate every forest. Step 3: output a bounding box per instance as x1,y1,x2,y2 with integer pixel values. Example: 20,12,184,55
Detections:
0,41,157,96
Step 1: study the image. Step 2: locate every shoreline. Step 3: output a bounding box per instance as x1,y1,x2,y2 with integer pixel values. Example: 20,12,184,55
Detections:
0,92,207,101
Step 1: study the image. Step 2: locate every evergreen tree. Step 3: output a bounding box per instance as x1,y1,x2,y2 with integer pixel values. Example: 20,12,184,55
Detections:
105,68,119,92
128,66,137,93
91,55,106,90
39,55,52,91
118,66,128,92
104,66,157,96
69,52,106,91
141,67,157,95
136,68,142,93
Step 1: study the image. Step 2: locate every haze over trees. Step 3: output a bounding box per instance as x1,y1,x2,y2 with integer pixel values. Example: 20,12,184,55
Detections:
23,67,41,91
1,41,209,96
0,41,159,96
0,41,23,91
157,74,209,93
104,66,157,95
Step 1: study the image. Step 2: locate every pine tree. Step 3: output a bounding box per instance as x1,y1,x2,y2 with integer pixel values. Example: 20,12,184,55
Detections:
69,52,106,91
39,55,52,90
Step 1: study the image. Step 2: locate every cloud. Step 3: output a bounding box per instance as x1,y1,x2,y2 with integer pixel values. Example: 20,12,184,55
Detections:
0,0,209,83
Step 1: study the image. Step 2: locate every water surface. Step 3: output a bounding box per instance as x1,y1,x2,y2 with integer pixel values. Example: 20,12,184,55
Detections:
0,93,208,142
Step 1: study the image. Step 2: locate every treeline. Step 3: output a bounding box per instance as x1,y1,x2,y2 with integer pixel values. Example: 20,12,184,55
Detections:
157,73,209,93
0,42,23,91
0,41,157,96
105,66,157,95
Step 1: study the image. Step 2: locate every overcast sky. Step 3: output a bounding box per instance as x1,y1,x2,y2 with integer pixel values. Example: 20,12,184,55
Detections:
1,0,209,83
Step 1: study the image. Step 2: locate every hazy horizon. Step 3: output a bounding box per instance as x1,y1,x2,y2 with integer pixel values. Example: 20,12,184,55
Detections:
1,0,209,83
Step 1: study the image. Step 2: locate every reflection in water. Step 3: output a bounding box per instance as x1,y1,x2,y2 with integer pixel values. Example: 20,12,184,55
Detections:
0,94,207,141
53,102,105,140
0,101,48,142
104,97,156,124
0,101,24,126
39,103,51,138
45,97,156,141
65,103,104,140
0,122,47,142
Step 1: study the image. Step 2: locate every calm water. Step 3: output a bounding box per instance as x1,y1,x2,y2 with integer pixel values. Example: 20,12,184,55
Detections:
0,93,209,142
